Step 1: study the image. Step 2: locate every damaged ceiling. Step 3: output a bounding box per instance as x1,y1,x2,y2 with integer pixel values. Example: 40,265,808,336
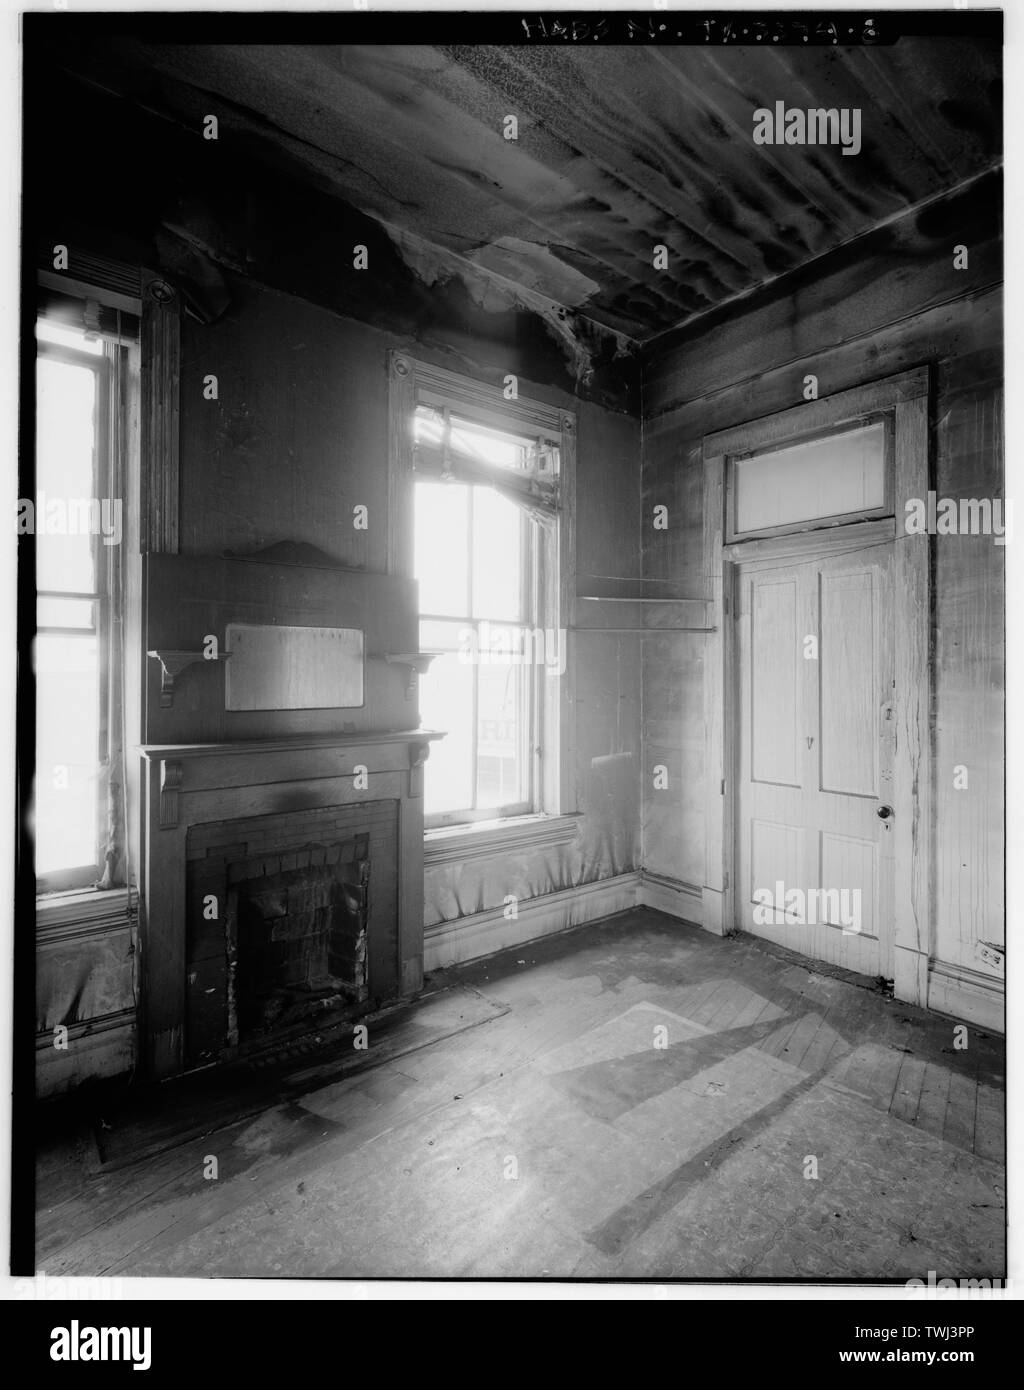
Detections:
40,35,1001,349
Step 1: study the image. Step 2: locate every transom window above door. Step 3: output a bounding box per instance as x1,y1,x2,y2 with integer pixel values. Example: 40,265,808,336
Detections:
728,418,892,542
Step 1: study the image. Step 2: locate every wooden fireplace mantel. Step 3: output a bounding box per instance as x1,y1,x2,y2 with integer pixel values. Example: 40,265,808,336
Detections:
138,727,444,1079
139,729,443,760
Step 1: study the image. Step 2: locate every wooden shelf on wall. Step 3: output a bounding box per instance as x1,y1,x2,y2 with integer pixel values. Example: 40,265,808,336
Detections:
572,595,714,632
574,627,717,634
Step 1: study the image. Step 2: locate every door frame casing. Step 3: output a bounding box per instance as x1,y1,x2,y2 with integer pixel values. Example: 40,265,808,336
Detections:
701,367,931,1005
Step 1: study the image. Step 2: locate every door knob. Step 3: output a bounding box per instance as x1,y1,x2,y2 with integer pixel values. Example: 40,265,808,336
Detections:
876,804,894,820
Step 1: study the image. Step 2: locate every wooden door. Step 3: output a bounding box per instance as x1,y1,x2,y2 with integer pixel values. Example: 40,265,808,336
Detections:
735,542,896,978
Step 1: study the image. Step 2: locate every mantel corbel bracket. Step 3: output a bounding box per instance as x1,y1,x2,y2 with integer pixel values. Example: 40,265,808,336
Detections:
158,759,183,828
147,649,230,707
384,651,441,701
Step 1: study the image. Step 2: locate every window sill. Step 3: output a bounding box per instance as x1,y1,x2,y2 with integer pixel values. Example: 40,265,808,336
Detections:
424,813,581,867
36,886,136,940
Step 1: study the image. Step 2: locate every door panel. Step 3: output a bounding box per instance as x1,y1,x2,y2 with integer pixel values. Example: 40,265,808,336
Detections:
750,576,801,786
750,818,804,911
736,543,895,978
819,568,880,796
821,830,877,936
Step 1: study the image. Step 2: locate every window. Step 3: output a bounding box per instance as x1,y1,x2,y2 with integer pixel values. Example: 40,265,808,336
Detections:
33,306,136,892
398,363,572,829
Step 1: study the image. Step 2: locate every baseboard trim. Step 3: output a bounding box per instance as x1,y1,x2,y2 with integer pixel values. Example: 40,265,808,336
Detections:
638,871,703,926
424,871,640,971
36,1009,137,1096
927,958,1005,1034
35,1007,138,1048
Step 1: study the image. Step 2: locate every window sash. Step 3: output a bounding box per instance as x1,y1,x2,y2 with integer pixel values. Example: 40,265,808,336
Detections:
34,326,120,892
416,480,540,827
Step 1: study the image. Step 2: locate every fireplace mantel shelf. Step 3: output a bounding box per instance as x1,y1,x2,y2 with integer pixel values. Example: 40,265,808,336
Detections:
139,729,444,760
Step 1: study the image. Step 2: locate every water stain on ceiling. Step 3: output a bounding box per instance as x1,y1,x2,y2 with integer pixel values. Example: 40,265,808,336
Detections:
42,35,1002,348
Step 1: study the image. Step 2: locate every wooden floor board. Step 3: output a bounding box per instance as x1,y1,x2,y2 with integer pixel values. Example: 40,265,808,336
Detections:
889,1052,928,1126
786,1008,834,1073
686,977,738,1029
859,1042,905,1115
913,1060,954,1142
973,1085,1005,1162
941,1068,979,1154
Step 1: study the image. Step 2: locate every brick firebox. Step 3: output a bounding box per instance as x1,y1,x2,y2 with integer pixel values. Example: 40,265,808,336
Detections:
184,802,397,1066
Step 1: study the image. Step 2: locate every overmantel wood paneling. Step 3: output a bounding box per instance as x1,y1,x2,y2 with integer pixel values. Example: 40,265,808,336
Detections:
143,554,418,743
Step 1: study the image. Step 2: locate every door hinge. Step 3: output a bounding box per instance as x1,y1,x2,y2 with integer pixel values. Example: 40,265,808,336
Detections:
720,778,725,795
723,871,729,889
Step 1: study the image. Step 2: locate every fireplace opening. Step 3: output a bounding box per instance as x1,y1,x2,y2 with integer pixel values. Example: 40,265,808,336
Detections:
185,802,399,1068
230,837,370,1042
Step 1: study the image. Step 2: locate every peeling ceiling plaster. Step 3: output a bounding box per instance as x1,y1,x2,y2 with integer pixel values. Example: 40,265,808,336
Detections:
381,221,633,389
